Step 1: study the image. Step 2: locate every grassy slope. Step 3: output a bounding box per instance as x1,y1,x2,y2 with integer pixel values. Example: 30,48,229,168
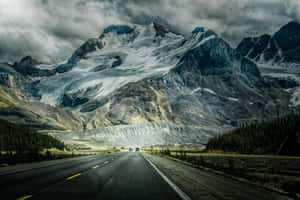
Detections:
0,85,18,108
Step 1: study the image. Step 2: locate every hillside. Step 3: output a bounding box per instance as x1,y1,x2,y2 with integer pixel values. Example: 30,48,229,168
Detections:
0,119,65,154
0,67,83,131
206,112,300,156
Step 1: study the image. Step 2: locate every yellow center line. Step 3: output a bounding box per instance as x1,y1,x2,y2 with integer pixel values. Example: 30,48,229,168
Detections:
104,161,109,164
92,165,99,169
17,195,33,200
66,173,81,180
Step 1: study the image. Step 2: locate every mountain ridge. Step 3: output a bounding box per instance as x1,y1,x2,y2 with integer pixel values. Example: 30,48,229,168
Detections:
237,21,300,67
0,22,299,146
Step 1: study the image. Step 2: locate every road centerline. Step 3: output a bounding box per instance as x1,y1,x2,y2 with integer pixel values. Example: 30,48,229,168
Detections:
16,195,33,200
66,173,81,180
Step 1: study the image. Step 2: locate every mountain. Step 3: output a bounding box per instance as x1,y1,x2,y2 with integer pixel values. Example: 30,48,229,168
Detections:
236,21,300,109
237,21,300,67
0,22,298,147
0,62,82,130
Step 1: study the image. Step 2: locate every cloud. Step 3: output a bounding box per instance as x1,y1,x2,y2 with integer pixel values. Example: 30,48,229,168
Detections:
0,0,121,63
284,0,300,20
0,0,299,63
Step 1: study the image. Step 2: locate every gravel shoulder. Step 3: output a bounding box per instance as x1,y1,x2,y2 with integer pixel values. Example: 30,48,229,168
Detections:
144,153,292,200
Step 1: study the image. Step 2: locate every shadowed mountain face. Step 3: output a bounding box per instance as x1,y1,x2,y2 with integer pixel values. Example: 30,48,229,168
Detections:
0,22,299,146
237,21,300,66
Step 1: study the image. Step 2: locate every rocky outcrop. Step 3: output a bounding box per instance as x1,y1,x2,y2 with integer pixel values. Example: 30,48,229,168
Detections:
101,25,134,36
61,93,89,108
153,22,169,37
56,38,104,73
237,34,271,61
69,38,104,64
12,56,55,77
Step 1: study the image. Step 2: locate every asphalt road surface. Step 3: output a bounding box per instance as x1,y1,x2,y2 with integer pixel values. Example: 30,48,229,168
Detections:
0,152,291,200
0,152,182,200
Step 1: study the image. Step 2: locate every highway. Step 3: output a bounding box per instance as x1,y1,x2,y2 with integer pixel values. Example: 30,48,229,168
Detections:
0,152,291,200
0,152,181,200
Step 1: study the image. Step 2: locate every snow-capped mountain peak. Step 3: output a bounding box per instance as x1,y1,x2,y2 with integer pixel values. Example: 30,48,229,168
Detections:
237,21,300,67
1,22,297,146
36,23,186,106
35,23,246,107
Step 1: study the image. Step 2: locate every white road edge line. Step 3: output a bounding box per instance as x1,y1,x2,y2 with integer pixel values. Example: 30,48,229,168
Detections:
144,157,192,200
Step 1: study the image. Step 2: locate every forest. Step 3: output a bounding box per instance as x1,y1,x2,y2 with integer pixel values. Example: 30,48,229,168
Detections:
206,112,300,156
0,119,65,163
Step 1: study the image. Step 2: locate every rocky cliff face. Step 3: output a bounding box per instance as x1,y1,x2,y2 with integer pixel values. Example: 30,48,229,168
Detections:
0,22,298,147
237,21,300,67
12,56,56,77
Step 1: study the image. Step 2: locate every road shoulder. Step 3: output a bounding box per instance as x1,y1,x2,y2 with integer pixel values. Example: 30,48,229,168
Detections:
144,153,292,200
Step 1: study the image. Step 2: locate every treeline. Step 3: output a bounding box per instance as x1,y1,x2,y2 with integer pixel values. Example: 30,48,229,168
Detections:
0,119,65,155
206,113,300,156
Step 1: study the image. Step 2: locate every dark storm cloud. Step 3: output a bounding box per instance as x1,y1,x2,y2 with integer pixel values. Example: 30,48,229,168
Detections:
0,0,299,63
0,0,122,63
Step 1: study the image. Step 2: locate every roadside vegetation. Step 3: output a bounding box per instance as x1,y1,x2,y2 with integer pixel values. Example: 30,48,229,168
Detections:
0,119,66,164
0,119,122,165
206,112,300,156
144,113,300,197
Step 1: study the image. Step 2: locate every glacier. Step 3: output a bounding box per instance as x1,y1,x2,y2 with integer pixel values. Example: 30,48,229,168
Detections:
53,122,221,147
37,23,216,107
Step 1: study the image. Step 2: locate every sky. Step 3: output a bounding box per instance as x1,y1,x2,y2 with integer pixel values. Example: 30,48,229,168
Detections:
0,0,299,63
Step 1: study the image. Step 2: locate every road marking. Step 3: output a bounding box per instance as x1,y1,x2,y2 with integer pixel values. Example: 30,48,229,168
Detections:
66,173,81,180
17,195,33,200
145,157,192,200
104,161,109,164
92,165,99,169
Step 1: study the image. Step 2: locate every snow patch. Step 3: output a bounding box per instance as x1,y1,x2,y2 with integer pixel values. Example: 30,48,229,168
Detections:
203,88,216,95
228,97,239,102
